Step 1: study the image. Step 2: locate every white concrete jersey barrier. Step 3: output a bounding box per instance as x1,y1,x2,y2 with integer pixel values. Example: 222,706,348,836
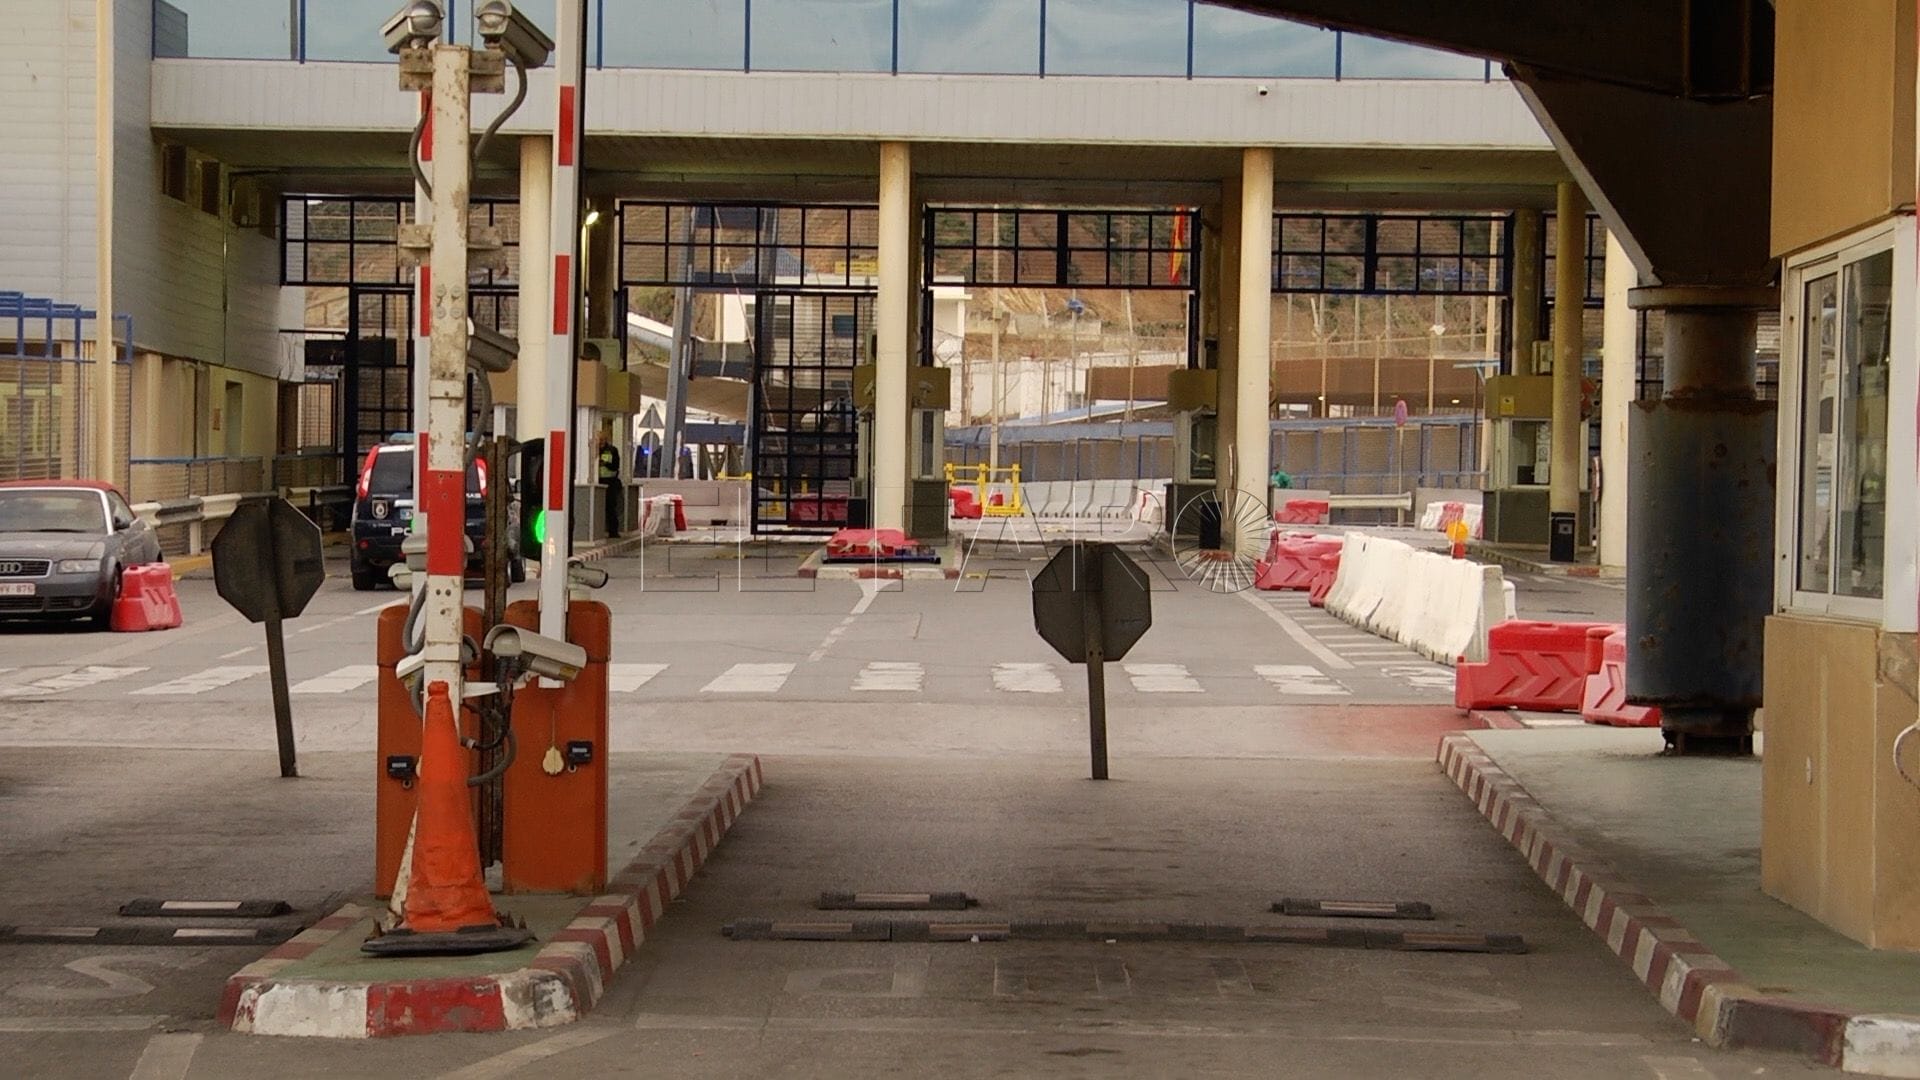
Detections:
638,494,681,538
1013,478,1171,521
1324,532,1514,664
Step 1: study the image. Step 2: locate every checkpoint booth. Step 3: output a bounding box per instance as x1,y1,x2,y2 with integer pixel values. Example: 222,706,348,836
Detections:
1478,372,1589,546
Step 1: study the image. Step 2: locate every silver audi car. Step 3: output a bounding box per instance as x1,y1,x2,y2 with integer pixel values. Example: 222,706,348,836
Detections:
0,481,163,625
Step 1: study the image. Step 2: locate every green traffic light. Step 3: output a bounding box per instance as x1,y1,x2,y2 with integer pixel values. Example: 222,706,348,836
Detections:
530,508,547,546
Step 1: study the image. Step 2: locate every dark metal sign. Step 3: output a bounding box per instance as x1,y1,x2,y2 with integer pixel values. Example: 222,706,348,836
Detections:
211,497,326,778
1032,543,1153,780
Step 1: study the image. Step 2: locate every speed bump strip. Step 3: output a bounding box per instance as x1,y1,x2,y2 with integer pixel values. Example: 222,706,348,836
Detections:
817,891,975,911
1274,898,1435,920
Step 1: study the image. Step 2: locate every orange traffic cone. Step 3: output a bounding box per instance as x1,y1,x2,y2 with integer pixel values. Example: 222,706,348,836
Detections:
363,681,531,956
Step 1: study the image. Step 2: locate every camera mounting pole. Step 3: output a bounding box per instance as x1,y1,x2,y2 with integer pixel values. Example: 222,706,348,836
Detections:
537,0,587,648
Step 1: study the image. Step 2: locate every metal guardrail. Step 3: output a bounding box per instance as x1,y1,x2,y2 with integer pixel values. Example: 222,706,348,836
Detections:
132,486,351,555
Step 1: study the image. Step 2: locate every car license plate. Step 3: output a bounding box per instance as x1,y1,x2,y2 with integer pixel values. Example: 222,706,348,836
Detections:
0,583,34,597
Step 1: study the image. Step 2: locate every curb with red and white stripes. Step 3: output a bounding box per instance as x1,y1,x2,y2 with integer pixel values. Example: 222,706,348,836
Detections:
1438,735,1920,1077
219,754,764,1038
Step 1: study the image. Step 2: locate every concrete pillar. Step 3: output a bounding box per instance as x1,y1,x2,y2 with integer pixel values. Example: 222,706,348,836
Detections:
1509,210,1544,373
873,142,912,532
585,200,616,338
1598,232,1635,570
515,136,552,444
1215,179,1242,498
1549,183,1587,561
93,0,115,487
1235,147,1274,523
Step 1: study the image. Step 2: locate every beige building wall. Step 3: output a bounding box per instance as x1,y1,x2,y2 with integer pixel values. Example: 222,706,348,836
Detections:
1763,5,1920,950
1771,0,1916,257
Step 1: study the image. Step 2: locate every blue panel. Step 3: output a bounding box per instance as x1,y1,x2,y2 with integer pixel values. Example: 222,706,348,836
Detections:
1337,33,1488,79
157,0,294,59
304,0,413,61
749,0,892,72
1044,0,1186,77
601,0,747,70
897,0,1040,75
1190,7,1334,78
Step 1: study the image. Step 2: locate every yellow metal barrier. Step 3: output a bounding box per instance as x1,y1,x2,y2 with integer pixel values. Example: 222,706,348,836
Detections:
946,462,1023,517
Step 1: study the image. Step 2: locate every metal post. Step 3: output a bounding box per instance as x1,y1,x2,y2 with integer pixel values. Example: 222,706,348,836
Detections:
1599,232,1635,570
265,616,296,778
516,136,551,449
1510,210,1543,374
1549,183,1587,562
541,0,587,642
412,89,435,606
1079,549,1109,781
420,45,475,700
988,291,1002,473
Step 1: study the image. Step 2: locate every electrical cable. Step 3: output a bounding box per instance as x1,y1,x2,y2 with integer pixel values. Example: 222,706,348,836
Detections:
1896,722,1920,789
408,110,432,201
470,57,528,173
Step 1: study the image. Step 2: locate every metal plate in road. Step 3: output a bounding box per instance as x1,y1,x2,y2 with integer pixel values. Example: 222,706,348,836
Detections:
212,497,326,624
1031,543,1152,663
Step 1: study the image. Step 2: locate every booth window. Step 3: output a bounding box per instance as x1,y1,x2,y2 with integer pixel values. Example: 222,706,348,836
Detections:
1791,244,1891,606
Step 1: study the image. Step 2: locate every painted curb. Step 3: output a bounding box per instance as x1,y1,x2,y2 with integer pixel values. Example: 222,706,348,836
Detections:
220,754,765,1038
1437,735,1920,1076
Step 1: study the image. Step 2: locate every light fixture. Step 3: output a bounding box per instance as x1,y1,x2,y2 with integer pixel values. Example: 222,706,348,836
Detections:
583,209,601,228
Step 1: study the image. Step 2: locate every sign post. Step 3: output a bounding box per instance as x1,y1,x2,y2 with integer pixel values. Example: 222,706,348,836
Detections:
211,497,326,778
1032,543,1152,780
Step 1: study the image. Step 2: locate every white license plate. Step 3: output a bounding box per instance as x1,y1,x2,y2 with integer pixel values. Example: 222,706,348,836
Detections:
0,583,34,597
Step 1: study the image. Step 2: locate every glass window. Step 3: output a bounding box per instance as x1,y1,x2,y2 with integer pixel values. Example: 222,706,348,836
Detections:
154,0,295,59
1044,0,1186,77
898,0,1040,75
750,0,892,73
1338,33,1488,80
601,0,746,70
305,0,413,62
1794,248,1892,602
1191,7,1334,78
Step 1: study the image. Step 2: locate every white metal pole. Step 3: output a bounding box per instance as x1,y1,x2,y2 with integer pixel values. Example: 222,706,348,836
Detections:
516,136,551,451
540,0,586,639
411,89,433,602
420,45,475,698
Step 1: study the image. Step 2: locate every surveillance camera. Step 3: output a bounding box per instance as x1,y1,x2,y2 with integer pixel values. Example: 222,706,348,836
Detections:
473,0,553,68
467,320,519,374
1256,84,1270,96
382,0,445,55
567,564,609,589
484,624,587,684
387,563,413,588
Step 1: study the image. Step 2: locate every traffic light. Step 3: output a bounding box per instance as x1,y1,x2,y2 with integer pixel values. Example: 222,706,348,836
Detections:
519,438,545,555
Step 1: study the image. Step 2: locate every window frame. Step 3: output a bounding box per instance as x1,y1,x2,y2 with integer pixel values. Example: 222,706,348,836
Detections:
1776,219,1915,625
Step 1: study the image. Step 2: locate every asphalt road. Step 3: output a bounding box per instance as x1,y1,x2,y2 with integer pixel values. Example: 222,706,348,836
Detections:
0,541,1811,1079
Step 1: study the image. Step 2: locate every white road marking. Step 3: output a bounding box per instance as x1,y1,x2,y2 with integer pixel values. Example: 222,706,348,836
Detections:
701,663,794,694
1523,717,1586,728
294,614,353,635
130,665,268,696
0,1015,164,1032
993,662,1062,694
0,666,147,698
290,665,379,695
217,647,256,660
128,1033,203,1080
1640,1057,1717,1080
434,1027,619,1080
354,601,396,616
1125,663,1203,693
1380,664,1455,691
852,661,923,692
1236,591,1354,671
608,663,669,692
1255,664,1350,696
8,955,156,1002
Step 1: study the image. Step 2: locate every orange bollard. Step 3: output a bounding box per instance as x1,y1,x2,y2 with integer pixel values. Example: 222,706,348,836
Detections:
500,599,610,895
1447,519,1470,559
363,682,530,956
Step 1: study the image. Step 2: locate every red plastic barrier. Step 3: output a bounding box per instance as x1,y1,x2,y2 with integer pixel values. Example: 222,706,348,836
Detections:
826,528,913,559
1435,502,1465,531
1256,534,1343,591
110,563,182,632
1454,619,1615,712
1307,551,1340,607
1273,498,1330,525
948,487,982,520
1581,626,1661,728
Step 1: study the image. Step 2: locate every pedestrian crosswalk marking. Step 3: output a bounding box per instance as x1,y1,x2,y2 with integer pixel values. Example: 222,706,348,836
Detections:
853,661,923,692
609,663,669,693
992,662,1062,694
1124,663,1202,694
701,663,794,694
130,666,268,696
1380,664,1454,691
1255,664,1350,696
0,666,148,698
290,665,379,695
